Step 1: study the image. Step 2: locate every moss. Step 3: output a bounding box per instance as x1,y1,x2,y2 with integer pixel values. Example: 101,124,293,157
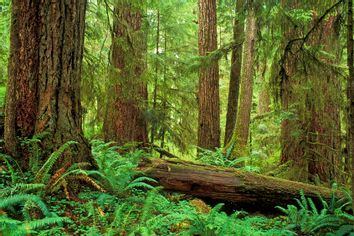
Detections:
0,86,5,107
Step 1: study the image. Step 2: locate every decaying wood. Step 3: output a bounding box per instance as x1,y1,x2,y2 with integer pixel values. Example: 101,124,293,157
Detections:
138,158,339,209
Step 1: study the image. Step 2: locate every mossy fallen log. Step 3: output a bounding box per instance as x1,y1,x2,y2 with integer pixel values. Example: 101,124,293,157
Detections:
138,158,339,210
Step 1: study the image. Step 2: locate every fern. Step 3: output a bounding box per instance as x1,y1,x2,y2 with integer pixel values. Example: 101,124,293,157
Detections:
0,183,45,197
196,146,252,169
2,216,70,236
20,133,49,174
0,194,50,217
124,176,157,191
0,193,69,236
90,140,153,195
34,141,78,184
0,153,22,184
276,189,352,235
49,168,105,193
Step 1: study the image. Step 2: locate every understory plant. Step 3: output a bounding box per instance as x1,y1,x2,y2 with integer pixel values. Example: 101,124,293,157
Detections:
276,189,354,235
90,140,156,195
0,192,70,235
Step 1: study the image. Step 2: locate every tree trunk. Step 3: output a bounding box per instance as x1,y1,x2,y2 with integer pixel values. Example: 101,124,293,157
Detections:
5,0,91,168
280,2,342,183
307,15,341,183
103,4,148,145
257,59,270,114
279,0,307,181
151,10,160,145
197,0,220,150
224,1,244,146
227,7,257,157
346,0,353,213
139,158,338,210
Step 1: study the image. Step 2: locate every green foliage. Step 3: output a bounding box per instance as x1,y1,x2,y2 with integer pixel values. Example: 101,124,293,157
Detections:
34,141,78,184
196,143,243,167
0,0,10,85
0,0,352,235
0,153,21,185
0,183,45,198
0,193,70,236
196,144,261,172
90,140,156,195
21,133,49,174
276,190,353,235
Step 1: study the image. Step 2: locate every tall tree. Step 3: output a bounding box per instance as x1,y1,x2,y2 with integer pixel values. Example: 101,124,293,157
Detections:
307,14,341,183
151,9,160,145
103,3,148,145
197,0,220,150
280,0,342,183
257,58,270,115
279,0,306,180
346,0,353,212
224,0,244,146
227,5,257,157
5,0,90,167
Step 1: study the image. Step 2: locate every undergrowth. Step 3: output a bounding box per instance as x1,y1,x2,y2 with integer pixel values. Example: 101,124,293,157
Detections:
0,139,353,235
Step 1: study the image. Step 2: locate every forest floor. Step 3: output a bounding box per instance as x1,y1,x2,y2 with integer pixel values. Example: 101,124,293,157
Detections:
1,140,353,235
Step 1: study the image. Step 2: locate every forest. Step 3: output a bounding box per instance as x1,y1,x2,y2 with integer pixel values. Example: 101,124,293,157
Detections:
0,0,353,235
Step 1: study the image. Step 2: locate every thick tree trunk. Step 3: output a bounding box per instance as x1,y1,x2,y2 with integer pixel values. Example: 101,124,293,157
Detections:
224,1,243,146
139,158,337,210
103,4,148,145
5,0,91,167
280,1,342,183
227,8,257,157
197,0,220,150
279,0,306,181
5,1,40,158
280,5,341,183
307,15,341,183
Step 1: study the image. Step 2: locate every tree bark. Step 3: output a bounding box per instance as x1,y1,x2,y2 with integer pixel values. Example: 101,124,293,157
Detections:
103,4,148,145
150,10,160,145
257,59,270,114
227,7,257,157
139,158,338,210
307,15,341,183
5,0,91,167
346,0,353,214
197,0,220,150
280,2,342,183
224,1,243,146
279,0,307,180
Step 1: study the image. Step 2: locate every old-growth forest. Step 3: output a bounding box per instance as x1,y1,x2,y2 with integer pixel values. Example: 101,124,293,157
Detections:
0,0,353,235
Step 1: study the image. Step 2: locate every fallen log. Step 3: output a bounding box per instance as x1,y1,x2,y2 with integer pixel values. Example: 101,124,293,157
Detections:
138,158,341,210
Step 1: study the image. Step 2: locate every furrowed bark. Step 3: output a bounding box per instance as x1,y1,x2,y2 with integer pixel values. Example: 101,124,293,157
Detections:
139,158,338,210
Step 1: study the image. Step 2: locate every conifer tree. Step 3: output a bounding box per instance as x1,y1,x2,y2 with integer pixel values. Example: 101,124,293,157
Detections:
103,2,148,145
197,0,220,150
5,0,91,167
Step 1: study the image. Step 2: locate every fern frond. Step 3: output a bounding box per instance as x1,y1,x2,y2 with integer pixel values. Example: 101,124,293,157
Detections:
0,153,22,184
307,197,318,215
69,174,106,192
0,215,21,225
0,183,45,197
125,177,157,191
19,217,71,231
34,141,78,183
0,194,50,217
